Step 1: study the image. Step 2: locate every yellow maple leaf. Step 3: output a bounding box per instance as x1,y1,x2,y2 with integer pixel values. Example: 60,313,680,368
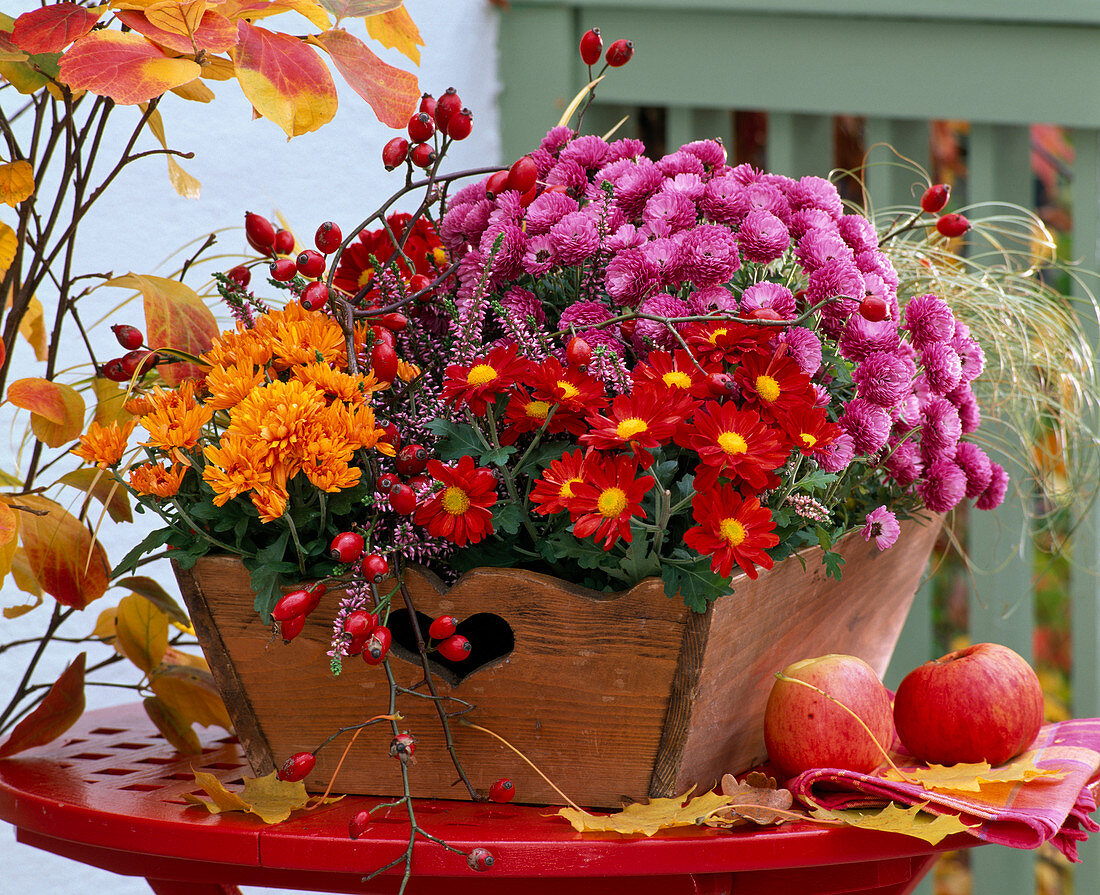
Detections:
883,754,1066,794
810,802,978,846
183,769,310,824
0,159,33,206
557,790,734,836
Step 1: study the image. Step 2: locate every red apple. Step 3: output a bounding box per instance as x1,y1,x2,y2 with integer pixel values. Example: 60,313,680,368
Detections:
763,654,895,778
893,642,1043,766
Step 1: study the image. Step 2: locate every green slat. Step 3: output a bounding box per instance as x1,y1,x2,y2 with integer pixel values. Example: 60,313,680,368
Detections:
584,103,636,143
663,108,733,155
885,580,934,691
765,112,833,178
862,118,931,213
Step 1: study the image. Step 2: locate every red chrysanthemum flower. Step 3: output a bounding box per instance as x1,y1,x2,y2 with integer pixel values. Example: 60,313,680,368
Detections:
580,384,693,463
676,401,789,492
530,449,587,516
569,455,655,549
525,356,607,433
441,344,531,416
332,212,443,297
683,486,779,580
500,386,556,444
413,456,498,546
631,349,716,401
733,351,816,418
683,320,773,365
776,405,842,458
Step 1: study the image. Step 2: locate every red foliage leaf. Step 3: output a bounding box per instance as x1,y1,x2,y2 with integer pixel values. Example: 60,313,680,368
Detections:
115,9,238,56
16,494,110,609
58,30,202,104
312,29,418,129
12,3,100,55
0,653,85,758
233,21,337,138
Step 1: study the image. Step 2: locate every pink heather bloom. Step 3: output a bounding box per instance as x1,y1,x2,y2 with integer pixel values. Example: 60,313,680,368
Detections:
524,191,580,235
604,247,660,307
918,458,968,513
700,174,743,224
658,150,706,178
549,211,600,266
738,209,791,263
852,352,913,407
558,134,610,170
741,282,796,319
776,326,823,376
642,190,697,233
976,462,1009,510
578,327,625,360
785,175,844,219
521,234,554,276
816,431,855,473
634,294,692,351
840,397,892,455
919,395,963,462
540,125,575,154
839,314,902,361
884,438,924,487
955,441,994,499
560,300,614,329
796,228,854,271
837,214,879,254
680,224,741,286
862,506,900,550
680,138,727,171
614,159,665,219
904,293,956,348
920,342,963,395
688,284,738,316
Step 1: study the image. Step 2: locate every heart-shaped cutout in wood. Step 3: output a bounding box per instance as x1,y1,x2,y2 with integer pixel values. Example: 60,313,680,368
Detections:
388,610,515,687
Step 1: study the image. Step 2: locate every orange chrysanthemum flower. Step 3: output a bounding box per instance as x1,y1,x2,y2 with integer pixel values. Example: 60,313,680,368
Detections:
140,385,213,464
72,420,136,468
225,378,327,477
202,435,271,506
250,482,289,523
205,358,265,411
129,461,186,498
293,363,382,403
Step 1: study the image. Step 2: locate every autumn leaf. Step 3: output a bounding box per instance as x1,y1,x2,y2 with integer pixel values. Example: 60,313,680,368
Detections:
232,21,337,138
12,493,110,609
114,8,237,56
107,273,217,385
144,694,202,753
5,378,86,448
92,375,135,428
0,499,19,582
0,159,33,206
150,664,233,733
320,0,403,19
0,221,16,271
114,593,169,674
706,772,800,827
114,575,190,627
809,801,978,846
311,29,418,128
6,547,43,606
557,789,735,836
11,3,100,54
58,30,202,104
883,756,1066,794
271,0,332,32
16,296,47,361
0,28,25,63
57,468,133,524
92,604,118,642
364,5,422,65
171,78,215,103
0,653,85,757
184,769,309,824
143,106,201,199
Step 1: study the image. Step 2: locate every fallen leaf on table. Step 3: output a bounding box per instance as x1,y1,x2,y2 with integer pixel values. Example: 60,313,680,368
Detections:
557,789,734,836
705,772,801,827
183,769,308,824
810,801,978,845
883,754,1066,794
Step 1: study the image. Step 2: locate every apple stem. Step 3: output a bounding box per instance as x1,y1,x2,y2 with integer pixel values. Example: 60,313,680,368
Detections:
774,672,920,783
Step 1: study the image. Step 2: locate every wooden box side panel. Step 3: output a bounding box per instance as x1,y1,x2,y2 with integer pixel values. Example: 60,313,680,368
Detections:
668,516,942,794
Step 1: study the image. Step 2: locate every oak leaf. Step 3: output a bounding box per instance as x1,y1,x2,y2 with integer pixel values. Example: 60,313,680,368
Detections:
0,653,85,757
184,769,309,824
0,159,33,206
706,772,799,827
58,30,202,104
311,28,418,128
883,756,1066,794
810,802,977,846
364,5,422,65
557,789,735,836
12,494,109,608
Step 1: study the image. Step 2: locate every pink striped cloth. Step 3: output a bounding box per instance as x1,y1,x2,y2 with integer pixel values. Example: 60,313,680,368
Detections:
785,719,1100,861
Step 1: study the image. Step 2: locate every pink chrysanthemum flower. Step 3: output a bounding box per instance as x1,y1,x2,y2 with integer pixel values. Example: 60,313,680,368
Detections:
918,458,968,512
976,462,1009,510
862,506,900,550
540,125,575,155
700,174,743,224
948,382,982,434
852,352,913,407
837,214,879,254
953,332,986,382
679,138,727,172
527,147,555,177
796,227,854,271
499,286,545,326
735,181,791,222
594,157,637,188
788,207,837,239
776,326,823,376
855,248,900,287
920,342,963,395
558,134,610,170
546,158,588,194
904,293,956,348
839,315,902,362
884,438,924,487
661,172,706,201
607,137,646,162
642,237,685,286
607,223,647,252
955,441,994,499
642,190,697,234
549,211,600,266
688,284,739,316
785,175,844,218
578,327,625,359
816,431,855,473
479,223,527,282
680,224,741,286
839,397,891,455
658,150,706,178
614,159,665,219
741,282,795,320
489,190,525,227
524,191,580,235
560,300,614,329
861,272,900,322
634,294,692,351
521,234,554,276
808,259,864,335
604,247,660,307
737,209,790,263
729,162,766,185
919,395,963,462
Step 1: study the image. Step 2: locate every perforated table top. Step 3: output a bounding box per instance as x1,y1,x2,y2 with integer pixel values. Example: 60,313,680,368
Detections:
0,703,976,894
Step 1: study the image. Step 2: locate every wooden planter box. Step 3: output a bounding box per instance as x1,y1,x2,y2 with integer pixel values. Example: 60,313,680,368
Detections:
174,516,941,809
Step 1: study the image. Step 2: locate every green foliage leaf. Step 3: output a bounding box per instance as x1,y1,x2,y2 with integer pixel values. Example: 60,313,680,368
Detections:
245,531,295,617
491,501,525,537
112,526,174,578
480,444,516,467
663,554,729,613
426,418,484,460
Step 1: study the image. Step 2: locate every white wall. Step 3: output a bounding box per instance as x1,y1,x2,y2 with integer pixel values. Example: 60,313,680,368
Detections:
1,1,500,890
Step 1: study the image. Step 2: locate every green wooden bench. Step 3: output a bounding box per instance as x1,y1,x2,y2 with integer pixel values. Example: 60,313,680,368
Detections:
498,3,1100,893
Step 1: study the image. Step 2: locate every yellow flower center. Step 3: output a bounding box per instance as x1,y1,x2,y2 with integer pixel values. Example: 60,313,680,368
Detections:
717,431,747,455
755,374,781,403
525,400,551,420
432,246,447,266
616,417,649,440
719,517,746,546
559,477,581,499
467,364,498,386
557,380,580,400
357,266,375,288
597,487,629,518
709,327,728,345
800,432,818,448
662,371,693,389
441,486,471,516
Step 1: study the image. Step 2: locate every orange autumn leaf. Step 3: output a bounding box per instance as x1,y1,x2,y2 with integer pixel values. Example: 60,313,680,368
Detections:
312,29,417,129
143,694,202,753
270,0,332,31
115,593,169,674
114,575,190,627
150,664,233,733
58,467,134,524
365,5,422,65
183,769,309,824
144,106,202,198
0,653,85,758
11,3,100,54
0,221,16,271
107,273,217,385
14,494,110,609
114,8,237,56
0,29,26,63
319,0,403,17
58,30,202,104
0,159,33,206
0,499,19,581
15,295,48,361
5,378,86,447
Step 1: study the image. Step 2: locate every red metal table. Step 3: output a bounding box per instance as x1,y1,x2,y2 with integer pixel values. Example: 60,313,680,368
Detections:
0,704,979,895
